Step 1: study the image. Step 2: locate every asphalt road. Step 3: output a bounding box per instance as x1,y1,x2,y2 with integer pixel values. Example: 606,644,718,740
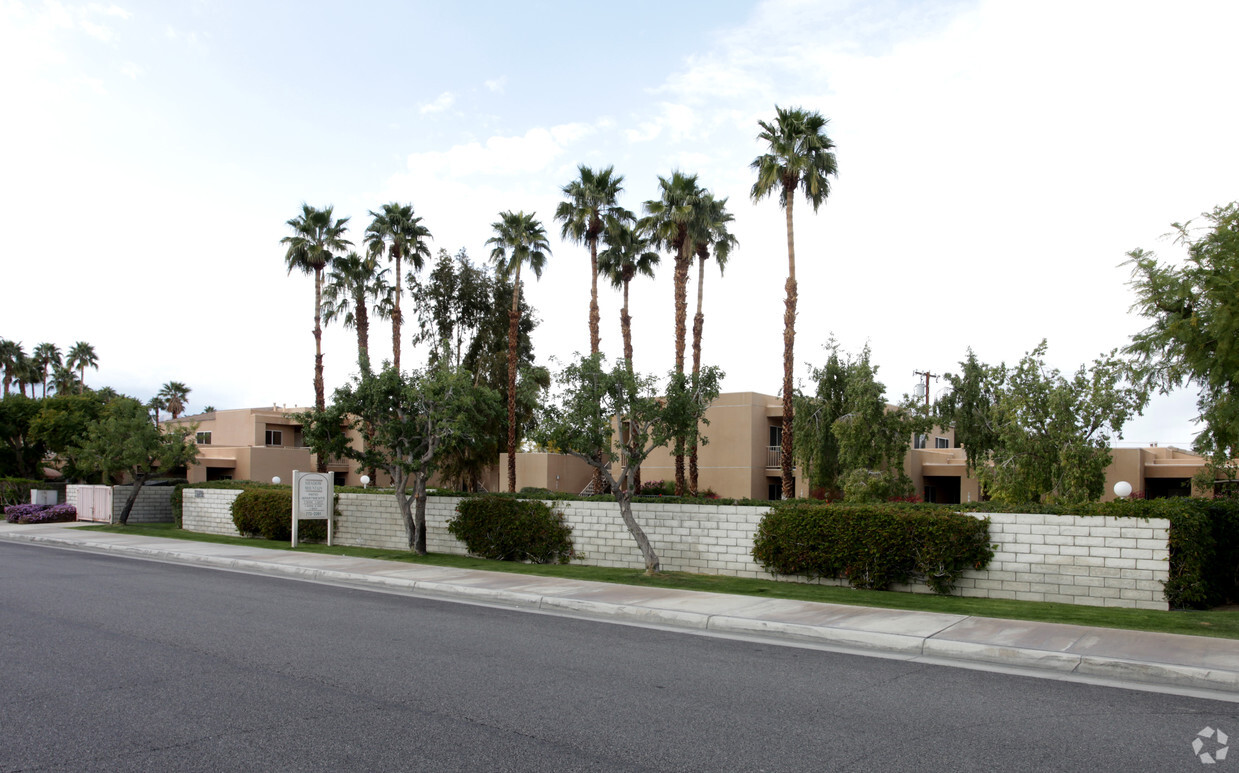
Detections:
2,541,1236,772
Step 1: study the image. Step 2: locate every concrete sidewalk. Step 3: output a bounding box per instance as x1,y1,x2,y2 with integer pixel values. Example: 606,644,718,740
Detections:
3,520,1237,700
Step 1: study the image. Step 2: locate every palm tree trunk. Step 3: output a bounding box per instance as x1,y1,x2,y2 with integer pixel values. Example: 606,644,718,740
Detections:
781,192,797,499
588,235,604,495
673,239,690,497
392,252,403,372
314,266,327,473
690,255,706,497
356,293,371,376
507,266,521,492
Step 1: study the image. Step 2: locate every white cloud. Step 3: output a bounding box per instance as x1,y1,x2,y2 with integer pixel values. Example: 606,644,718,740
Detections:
484,75,507,93
406,122,596,178
119,60,141,79
419,91,455,115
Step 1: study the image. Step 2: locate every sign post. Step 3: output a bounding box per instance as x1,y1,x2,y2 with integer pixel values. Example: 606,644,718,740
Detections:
291,470,334,547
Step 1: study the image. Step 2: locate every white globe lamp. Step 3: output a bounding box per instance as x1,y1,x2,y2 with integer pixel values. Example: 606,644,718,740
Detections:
361,475,371,489
272,476,281,485
1113,481,1132,500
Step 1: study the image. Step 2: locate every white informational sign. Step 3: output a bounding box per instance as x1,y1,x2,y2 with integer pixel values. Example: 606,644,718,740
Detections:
291,470,334,547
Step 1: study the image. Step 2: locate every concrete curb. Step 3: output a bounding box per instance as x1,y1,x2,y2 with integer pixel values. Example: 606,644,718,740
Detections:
5,530,1239,698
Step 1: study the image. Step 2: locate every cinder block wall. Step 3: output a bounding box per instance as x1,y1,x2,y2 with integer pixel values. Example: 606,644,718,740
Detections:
180,490,1170,610
111,486,175,524
181,489,243,536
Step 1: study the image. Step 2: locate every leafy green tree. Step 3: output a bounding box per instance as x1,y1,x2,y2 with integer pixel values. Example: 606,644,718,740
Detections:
534,354,721,573
32,343,61,398
934,349,1003,474
158,381,191,419
831,347,920,502
795,343,922,501
1125,202,1239,476
751,105,838,498
309,365,500,553
792,341,850,497
936,342,1145,504
688,192,738,495
72,397,198,524
366,202,432,372
487,210,551,492
410,248,491,369
323,250,389,376
0,394,46,478
66,341,98,393
30,391,106,480
642,171,708,495
282,204,352,417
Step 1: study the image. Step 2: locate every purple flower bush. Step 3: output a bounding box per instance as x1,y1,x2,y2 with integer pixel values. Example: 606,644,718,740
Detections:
4,503,77,524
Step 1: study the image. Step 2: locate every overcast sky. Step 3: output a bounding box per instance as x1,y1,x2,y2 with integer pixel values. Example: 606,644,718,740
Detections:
4,0,1237,446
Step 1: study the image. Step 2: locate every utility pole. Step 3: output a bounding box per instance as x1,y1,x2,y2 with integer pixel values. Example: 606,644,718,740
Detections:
913,370,939,411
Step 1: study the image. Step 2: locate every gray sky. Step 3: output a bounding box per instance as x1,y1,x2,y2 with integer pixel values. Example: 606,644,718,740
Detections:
4,0,1236,446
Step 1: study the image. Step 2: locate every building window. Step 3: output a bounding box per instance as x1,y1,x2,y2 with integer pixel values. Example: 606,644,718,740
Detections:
935,437,950,449
769,425,782,447
266,429,283,446
196,431,211,445
914,434,927,449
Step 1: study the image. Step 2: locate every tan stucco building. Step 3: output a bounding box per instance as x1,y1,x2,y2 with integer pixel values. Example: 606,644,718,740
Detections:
166,407,365,487
173,395,1218,502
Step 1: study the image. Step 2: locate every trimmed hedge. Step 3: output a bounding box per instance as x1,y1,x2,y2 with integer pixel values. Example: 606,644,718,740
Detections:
448,496,574,564
751,502,994,595
230,489,328,541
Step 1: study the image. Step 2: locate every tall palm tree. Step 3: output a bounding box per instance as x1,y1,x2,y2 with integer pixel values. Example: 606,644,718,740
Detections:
751,105,838,499
688,193,738,495
365,203,432,372
599,217,660,494
641,171,707,495
147,395,167,425
33,343,61,398
51,364,81,395
323,251,390,376
554,165,626,356
158,381,191,419
66,341,98,393
487,210,551,492
598,217,660,369
0,339,23,396
282,203,351,417
14,351,37,398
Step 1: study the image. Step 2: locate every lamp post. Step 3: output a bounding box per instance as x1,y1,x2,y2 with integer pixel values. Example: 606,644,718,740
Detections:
1113,480,1132,500
272,476,281,485
361,475,370,490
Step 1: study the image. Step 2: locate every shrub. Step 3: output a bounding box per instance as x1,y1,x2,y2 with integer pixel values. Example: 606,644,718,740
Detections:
4,503,76,524
448,495,574,564
231,489,327,541
751,502,994,595
172,480,290,527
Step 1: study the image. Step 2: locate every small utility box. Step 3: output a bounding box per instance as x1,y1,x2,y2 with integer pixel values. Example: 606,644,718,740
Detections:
31,490,58,506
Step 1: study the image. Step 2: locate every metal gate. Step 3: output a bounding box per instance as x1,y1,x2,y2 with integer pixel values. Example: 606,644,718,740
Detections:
76,486,114,523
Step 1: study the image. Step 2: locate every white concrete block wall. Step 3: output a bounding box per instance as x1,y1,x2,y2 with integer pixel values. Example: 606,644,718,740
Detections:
111,486,175,524
180,489,243,536
179,488,1172,610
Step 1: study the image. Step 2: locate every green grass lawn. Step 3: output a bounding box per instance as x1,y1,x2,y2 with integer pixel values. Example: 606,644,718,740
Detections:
75,522,1239,641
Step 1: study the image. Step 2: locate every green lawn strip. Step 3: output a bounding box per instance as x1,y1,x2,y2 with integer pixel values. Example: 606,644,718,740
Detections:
73,523,1239,640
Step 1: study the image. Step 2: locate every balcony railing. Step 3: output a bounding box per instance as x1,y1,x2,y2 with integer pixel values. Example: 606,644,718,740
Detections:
766,446,781,468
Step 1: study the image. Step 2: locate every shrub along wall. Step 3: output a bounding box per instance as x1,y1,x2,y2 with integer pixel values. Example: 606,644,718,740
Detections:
179,489,1177,610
